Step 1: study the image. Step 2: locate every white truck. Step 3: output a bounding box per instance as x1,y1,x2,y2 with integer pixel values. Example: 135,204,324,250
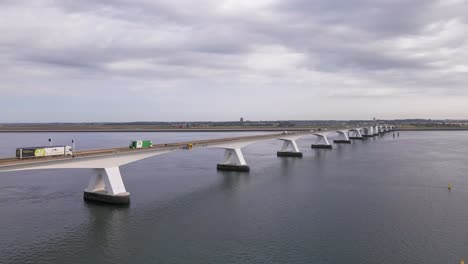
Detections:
16,145,73,159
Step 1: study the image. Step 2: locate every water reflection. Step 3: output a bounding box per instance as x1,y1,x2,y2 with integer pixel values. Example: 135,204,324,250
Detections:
278,156,300,170
3,131,468,264
312,148,332,160
217,170,251,191
83,203,131,259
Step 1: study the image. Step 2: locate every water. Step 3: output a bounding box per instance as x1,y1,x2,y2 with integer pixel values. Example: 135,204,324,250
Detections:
1,131,468,264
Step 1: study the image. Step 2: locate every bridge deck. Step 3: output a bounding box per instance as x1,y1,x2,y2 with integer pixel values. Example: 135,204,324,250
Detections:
0,131,312,167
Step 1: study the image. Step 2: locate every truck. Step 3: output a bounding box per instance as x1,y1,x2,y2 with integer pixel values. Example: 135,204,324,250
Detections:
183,143,193,150
16,145,73,159
129,140,153,149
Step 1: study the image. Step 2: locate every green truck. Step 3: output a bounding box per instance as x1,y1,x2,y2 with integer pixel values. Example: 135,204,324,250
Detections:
129,140,153,149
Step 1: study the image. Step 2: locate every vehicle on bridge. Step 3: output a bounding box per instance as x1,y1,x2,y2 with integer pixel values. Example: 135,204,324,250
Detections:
129,140,153,149
183,143,193,150
16,146,73,159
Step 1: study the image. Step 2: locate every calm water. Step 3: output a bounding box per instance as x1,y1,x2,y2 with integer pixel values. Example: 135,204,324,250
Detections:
1,131,468,264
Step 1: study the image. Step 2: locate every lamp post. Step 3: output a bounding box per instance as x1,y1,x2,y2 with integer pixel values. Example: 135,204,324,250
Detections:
72,139,75,158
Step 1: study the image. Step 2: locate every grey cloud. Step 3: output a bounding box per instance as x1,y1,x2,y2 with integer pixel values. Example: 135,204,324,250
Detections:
275,0,437,36
3,0,466,74
0,0,468,121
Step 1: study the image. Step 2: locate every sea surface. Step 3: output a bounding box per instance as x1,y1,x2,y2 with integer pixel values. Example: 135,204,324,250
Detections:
1,131,468,264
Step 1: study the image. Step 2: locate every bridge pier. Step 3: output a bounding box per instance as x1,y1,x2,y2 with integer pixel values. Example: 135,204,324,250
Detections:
362,127,374,138
84,167,130,205
334,130,351,144
373,126,379,136
217,148,250,172
348,128,364,140
311,133,332,149
277,139,303,157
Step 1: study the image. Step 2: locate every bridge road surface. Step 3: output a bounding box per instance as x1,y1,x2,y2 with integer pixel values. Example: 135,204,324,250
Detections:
0,131,316,168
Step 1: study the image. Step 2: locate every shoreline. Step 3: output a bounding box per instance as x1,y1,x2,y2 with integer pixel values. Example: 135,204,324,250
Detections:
0,127,467,133
396,128,468,131
0,128,314,133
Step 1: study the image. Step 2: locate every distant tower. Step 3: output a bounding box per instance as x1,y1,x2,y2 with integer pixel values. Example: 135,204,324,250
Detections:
240,117,244,122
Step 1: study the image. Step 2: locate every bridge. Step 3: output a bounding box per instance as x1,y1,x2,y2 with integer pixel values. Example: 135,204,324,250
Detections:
0,125,396,205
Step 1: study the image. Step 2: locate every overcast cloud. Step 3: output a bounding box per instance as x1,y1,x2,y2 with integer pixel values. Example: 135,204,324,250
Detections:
0,0,467,122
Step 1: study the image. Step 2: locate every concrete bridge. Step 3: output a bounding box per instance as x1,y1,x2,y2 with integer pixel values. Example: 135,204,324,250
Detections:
0,126,396,205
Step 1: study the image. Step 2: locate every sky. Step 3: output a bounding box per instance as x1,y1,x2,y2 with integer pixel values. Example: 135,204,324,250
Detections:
0,0,467,122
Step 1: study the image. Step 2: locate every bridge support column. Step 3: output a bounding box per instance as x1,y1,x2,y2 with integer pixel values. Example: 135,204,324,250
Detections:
311,134,332,149
362,127,374,138
277,139,303,157
217,148,250,172
349,129,364,140
84,167,130,205
334,131,351,144
373,126,379,136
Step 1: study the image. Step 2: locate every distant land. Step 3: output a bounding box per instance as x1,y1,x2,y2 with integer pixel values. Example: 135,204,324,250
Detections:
1,119,468,132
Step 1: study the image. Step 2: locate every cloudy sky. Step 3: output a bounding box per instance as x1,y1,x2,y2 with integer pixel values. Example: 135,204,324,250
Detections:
1,0,467,122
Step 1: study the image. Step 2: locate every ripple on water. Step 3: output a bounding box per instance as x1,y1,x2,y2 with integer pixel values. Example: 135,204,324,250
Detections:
1,131,468,264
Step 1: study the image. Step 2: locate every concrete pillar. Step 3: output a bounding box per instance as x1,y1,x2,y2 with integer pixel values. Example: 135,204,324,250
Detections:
277,139,303,157
311,134,332,149
373,126,379,136
217,148,250,172
349,129,364,140
334,130,351,144
84,167,130,205
363,127,374,138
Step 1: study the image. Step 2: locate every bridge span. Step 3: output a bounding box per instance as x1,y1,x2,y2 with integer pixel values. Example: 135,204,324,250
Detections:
0,126,395,205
